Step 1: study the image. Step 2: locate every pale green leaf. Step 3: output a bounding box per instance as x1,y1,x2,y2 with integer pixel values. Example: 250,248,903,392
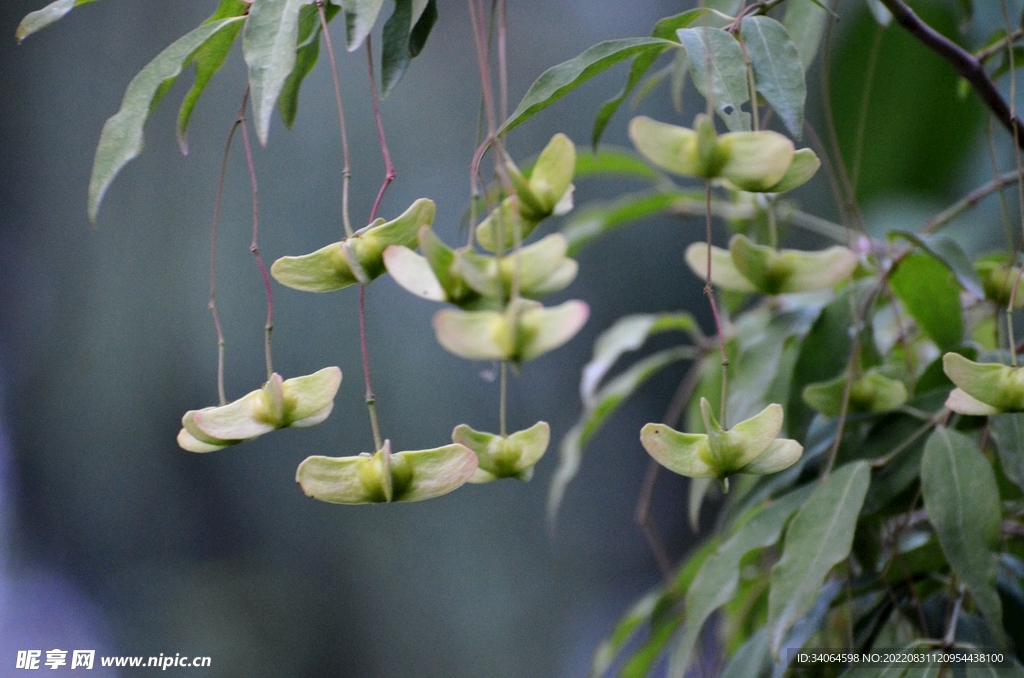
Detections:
921,427,1003,637
741,16,806,138
571,147,664,181
783,0,830,70
991,413,1024,493
720,628,771,678
767,461,870,656
88,17,245,223
342,0,385,51
15,0,98,43
278,2,341,129
891,231,984,299
499,38,677,136
677,26,751,131
243,0,313,145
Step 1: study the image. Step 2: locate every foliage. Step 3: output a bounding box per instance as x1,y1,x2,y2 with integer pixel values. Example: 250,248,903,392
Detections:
15,0,1024,674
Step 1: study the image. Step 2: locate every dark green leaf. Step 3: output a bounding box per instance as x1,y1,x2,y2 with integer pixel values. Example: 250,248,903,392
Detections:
991,413,1024,493
244,0,314,145
673,486,812,674
500,38,677,136
741,16,806,138
15,0,98,43
678,26,750,131
408,0,437,58
381,0,412,96
921,427,1003,637
890,253,963,351
890,231,984,299
562,189,702,256
992,47,1024,81
88,17,245,223
783,0,830,70
278,2,341,129
342,0,385,51
767,461,870,656
590,10,707,150
548,347,694,523
176,0,249,153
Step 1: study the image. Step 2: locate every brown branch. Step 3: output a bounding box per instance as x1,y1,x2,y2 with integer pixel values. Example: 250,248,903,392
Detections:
879,0,1024,148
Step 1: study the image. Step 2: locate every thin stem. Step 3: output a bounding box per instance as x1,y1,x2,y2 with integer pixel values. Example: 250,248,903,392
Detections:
366,36,396,223
851,25,883,194
1002,0,1024,368
499,360,508,437
921,169,1024,234
878,0,1024,147
317,0,353,238
986,117,1016,251
496,0,508,127
704,180,729,426
804,121,852,234
468,0,497,138
239,116,274,380
208,89,250,404
635,460,672,580
360,285,383,451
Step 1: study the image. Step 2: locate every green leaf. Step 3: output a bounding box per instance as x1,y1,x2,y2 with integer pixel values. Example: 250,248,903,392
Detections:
176,0,249,153
590,10,707,149
244,0,314,145
720,628,771,678
15,0,98,43
921,427,1003,637
547,346,694,523
572,147,664,182
342,0,385,51
408,0,437,58
890,253,963,351
991,413,1024,493
278,2,341,129
499,38,677,136
783,0,830,70
88,16,245,223
562,189,702,256
767,461,870,656
588,591,660,678
741,16,806,138
381,0,412,96
673,486,812,674
580,312,700,408
677,26,751,131
890,231,984,299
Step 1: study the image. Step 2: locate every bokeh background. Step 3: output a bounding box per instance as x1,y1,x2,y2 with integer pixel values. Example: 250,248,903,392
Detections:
0,0,1014,675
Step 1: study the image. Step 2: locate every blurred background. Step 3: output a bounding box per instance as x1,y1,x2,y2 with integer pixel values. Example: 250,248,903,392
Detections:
0,0,1012,675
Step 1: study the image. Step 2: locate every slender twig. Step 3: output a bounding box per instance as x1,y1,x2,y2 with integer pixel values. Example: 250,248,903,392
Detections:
208,89,250,404
851,25,883,193
360,285,383,451
878,0,1024,147
239,116,274,380
803,121,852,235
317,0,353,238
921,170,1024,233
976,28,1024,64
366,36,396,222
704,181,730,427
499,360,508,437
986,117,1016,251
496,0,508,127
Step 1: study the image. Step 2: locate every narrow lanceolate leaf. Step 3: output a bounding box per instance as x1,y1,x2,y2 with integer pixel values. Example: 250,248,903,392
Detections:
381,0,412,96
343,0,386,51
673,486,812,675
548,347,694,523
782,0,829,71
921,427,1003,637
890,253,963,351
572,147,665,182
588,591,659,678
591,9,707,149
499,38,677,136
767,461,870,657
562,189,702,255
15,0,98,43
277,2,340,129
408,0,437,58
177,0,250,153
741,16,806,138
88,16,245,223
243,0,312,146
677,26,750,131
991,413,1024,493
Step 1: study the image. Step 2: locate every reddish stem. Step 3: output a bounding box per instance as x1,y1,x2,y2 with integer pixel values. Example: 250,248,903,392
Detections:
239,117,274,380
366,36,396,222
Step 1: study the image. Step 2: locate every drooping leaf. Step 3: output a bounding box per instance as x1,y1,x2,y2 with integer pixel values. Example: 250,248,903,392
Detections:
991,413,1024,493
277,2,341,129
499,38,677,136
88,16,246,223
591,10,709,149
783,0,830,70
15,0,98,43
890,231,984,299
890,253,963,351
580,312,699,408
177,0,250,153
562,189,702,255
740,16,806,138
381,0,413,96
677,26,751,131
243,0,313,145
673,486,812,674
341,0,385,51
767,461,870,656
572,147,665,182
588,591,660,678
408,0,437,58
548,347,695,522
720,628,771,678
921,427,1003,637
